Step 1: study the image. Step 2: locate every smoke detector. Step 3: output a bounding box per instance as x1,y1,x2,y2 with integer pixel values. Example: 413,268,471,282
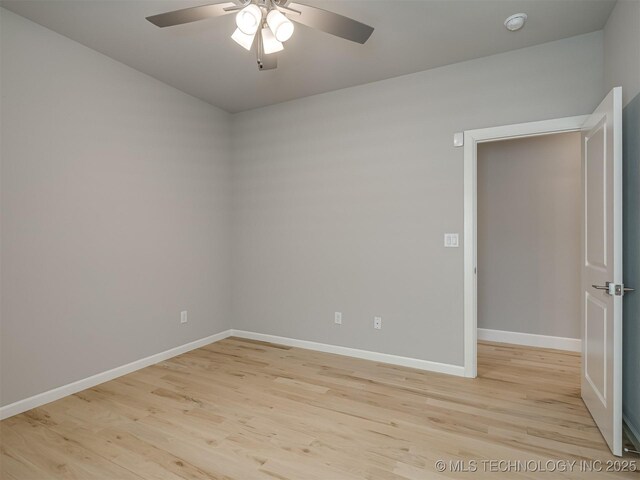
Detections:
504,13,527,31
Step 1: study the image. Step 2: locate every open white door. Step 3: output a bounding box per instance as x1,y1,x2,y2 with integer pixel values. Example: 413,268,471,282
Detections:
581,87,623,456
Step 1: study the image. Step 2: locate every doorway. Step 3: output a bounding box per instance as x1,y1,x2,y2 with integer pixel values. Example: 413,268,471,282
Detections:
476,132,582,350
462,88,624,456
472,131,587,453
462,115,588,379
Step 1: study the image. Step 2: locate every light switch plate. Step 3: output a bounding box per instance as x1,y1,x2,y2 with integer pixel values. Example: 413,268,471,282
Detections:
453,132,464,147
444,233,459,247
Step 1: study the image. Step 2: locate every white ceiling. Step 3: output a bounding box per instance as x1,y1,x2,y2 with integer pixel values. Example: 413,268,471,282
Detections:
1,0,616,113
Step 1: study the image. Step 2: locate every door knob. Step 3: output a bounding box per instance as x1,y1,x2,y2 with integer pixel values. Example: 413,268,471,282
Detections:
591,282,635,296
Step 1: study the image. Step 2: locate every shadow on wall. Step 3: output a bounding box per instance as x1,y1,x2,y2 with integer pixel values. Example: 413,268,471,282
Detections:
622,92,640,442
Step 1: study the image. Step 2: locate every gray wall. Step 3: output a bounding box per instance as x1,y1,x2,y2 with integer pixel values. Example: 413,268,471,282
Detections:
622,92,640,445
0,10,232,406
604,0,640,108
604,0,640,444
477,133,581,339
231,32,604,366
1,7,625,409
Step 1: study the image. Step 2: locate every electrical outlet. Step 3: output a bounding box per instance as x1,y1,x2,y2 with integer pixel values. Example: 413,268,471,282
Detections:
180,310,188,324
334,312,342,325
374,316,382,329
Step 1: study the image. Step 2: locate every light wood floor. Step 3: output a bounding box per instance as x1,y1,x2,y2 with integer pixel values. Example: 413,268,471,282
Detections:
1,338,638,479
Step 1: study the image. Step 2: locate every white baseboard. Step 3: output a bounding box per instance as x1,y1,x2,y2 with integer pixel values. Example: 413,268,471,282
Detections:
1,328,466,420
477,328,581,352
230,330,466,377
624,414,640,451
0,329,233,420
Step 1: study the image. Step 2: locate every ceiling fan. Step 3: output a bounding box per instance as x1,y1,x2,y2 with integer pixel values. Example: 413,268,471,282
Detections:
146,0,374,71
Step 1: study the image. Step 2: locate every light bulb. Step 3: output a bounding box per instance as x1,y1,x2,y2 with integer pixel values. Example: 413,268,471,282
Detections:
266,9,294,42
231,28,255,51
236,4,262,35
261,27,283,54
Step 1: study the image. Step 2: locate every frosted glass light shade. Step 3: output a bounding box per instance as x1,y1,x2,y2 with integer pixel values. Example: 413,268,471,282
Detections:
266,9,294,42
261,27,283,54
231,28,256,51
236,4,262,35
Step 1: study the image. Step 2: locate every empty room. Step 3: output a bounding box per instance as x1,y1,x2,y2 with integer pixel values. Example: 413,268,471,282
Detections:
1,0,639,478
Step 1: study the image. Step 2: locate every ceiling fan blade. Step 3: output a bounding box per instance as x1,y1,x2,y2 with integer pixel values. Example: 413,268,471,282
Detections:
146,2,237,28
286,2,374,44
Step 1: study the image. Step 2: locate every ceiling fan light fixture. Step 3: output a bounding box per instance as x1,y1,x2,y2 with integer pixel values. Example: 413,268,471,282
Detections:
236,4,262,35
231,28,256,51
147,1,375,71
266,9,294,42
261,27,284,54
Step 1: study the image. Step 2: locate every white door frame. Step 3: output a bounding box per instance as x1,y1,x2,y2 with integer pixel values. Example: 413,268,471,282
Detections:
463,115,589,378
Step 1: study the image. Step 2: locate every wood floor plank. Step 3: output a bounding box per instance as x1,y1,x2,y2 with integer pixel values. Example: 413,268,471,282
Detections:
2,339,638,479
